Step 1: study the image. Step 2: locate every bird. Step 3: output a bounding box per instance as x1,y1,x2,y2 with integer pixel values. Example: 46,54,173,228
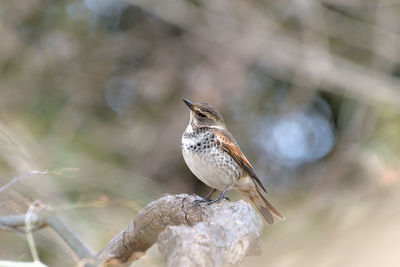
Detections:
181,98,285,225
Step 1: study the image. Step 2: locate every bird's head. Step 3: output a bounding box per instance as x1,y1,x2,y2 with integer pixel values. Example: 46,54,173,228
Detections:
182,98,226,130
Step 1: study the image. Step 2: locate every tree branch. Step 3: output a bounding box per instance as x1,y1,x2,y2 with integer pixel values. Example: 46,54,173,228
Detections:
157,196,263,267
96,194,209,265
1,194,264,266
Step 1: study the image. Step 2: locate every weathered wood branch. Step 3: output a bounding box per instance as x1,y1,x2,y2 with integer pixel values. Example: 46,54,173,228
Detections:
1,194,264,267
97,194,263,266
157,195,263,267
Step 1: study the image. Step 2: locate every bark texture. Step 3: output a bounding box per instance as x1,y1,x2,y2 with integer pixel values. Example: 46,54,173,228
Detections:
97,194,263,266
158,196,263,267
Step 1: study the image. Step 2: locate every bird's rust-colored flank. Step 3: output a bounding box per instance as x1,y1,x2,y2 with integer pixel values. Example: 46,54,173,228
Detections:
181,98,285,224
211,128,267,193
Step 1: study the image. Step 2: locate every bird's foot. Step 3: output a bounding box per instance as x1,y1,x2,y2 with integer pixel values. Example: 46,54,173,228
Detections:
193,187,230,205
193,197,211,205
207,185,231,205
193,196,230,205
193,189,217,205
206,194,228,205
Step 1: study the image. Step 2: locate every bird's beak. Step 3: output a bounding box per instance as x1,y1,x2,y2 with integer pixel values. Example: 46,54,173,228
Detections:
182,98,194,110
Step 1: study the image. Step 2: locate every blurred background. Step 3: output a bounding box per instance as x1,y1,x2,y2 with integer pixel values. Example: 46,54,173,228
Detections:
0,0,400,266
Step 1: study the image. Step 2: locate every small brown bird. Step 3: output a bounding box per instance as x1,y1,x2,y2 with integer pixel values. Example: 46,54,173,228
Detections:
181,99,284,224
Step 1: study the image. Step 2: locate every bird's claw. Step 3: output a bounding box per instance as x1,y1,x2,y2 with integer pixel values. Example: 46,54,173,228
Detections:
193,187,230,205
193,196,225,205
193,197,211,205
206,195,229,205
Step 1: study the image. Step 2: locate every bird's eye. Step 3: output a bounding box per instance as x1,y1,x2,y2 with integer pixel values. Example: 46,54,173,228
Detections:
197,112,206,118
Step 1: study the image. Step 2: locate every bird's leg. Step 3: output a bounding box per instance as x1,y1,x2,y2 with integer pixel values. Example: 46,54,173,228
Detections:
206,185,231,205
193,188,217,204
204,188,217,200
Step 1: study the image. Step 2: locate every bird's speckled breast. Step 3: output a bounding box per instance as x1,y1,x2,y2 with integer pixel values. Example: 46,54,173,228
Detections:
181,127,242,191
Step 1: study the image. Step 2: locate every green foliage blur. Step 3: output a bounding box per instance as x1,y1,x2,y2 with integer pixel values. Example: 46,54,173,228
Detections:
1,0,400,266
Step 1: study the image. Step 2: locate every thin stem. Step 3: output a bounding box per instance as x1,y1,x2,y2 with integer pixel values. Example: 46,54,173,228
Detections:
25,204,40,262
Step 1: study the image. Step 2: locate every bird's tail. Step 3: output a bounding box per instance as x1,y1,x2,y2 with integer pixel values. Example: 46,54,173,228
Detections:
245,185,285,225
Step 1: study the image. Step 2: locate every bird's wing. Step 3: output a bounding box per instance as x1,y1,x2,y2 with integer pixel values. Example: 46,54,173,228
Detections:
212,128,268,194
